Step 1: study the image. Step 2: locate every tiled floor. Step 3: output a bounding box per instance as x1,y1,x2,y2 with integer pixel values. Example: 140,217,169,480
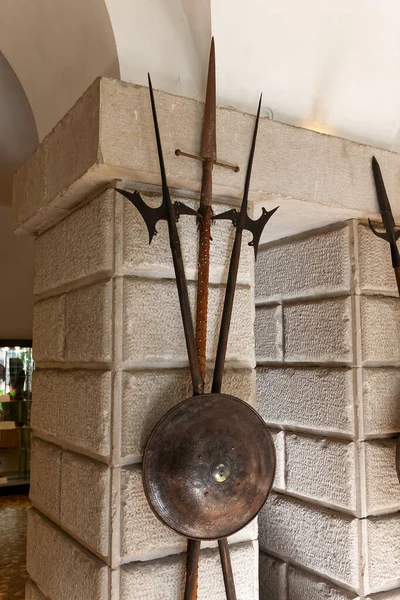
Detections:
0,494,30,599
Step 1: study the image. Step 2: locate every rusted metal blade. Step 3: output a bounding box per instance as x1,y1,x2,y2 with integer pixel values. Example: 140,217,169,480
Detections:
200,37,217,163
195,39,217,382
186,38,218,600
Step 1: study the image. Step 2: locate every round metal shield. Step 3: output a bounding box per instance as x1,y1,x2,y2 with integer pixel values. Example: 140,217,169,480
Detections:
142,393,276,540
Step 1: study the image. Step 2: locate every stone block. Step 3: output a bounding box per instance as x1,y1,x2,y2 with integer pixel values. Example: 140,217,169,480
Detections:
26,509,109,600
12,145,46,233
255,305,283,362
255,225,351,301
257,367,354,435
120,542,258,600
123,278,253,366
121,368,255,459
365,515,400,594
34,190,115,295
61,451,110,557
29,438,61,519
366,590,400,600
65,281,112,362
356,222,398,295
271,430,285,491
362,368,400,435
285,434,356,510
45,78,101,206
288,566,357,599
121,195,252,284
25,580,49,600
361,297,400,363
259,494,359,588
283,297,353,363
33,295,65,362
363,439,400,515
13,77,400,236
31,370,111,457
120,464,187,560
259,552,287,600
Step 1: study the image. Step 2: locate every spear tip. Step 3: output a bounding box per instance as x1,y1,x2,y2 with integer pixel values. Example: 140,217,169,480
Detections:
200,38,217,161
257,94,262,117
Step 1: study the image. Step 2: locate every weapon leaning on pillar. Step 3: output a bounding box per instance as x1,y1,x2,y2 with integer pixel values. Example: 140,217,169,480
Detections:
116,69,278,600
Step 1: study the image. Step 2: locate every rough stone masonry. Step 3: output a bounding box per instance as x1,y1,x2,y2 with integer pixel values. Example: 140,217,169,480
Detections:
13,77,400,599
256,221,400,600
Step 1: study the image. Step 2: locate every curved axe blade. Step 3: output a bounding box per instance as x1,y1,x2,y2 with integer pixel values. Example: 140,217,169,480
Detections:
115,188,167,244
115,190,200,244
213,206,278,258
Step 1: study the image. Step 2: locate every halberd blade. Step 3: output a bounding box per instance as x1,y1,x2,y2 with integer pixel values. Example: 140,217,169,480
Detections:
212,96,278,257
116,188,167,244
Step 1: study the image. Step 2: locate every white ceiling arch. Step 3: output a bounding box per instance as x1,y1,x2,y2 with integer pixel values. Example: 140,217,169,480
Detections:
0,0,119,141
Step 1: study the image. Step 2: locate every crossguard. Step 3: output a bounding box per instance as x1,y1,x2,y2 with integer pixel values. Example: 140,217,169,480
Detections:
213,205,278,258
116,189,200,244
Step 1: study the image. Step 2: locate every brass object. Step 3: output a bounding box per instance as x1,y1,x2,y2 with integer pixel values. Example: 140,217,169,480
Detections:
143,393,276,540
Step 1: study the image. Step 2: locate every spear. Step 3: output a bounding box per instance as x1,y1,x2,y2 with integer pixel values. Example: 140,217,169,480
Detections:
176,38,239,384
184,95,278,600
176,38,239,600
368,156,400,294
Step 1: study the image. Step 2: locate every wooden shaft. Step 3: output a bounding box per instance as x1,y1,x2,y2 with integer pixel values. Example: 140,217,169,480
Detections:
212,230,242,394
184,539,201,600
166,190,204,397
195,161,213,381
218,538,237,600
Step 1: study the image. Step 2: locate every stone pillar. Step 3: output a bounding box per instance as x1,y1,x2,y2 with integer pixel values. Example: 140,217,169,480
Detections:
255,221,400,600
13,80,259,599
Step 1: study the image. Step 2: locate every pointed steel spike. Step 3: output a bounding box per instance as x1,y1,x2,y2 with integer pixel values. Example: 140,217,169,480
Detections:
240,94,262,219
148,73,168,189
369,156,400,274
371,156,397,239
200,37,217,162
